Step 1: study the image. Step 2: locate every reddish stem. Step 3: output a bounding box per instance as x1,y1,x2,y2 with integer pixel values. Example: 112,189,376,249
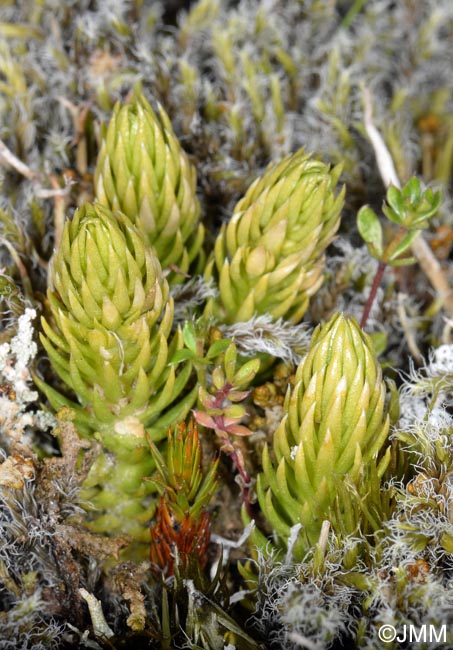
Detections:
230,449,253,518
360,261,386,329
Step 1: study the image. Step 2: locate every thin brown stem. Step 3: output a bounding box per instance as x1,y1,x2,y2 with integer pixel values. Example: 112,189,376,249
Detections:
360,261,386,329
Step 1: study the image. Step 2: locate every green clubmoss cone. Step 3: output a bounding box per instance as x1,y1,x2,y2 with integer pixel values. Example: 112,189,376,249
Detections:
94,93,205,283
35,203,196,544
257,313,390,560
206,150,344,324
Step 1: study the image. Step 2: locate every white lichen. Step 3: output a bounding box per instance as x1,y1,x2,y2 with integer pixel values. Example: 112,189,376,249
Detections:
220,315,311,365
0,308,55,450
0,308,37,393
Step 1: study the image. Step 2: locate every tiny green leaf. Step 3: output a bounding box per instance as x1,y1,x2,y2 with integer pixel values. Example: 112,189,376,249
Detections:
206,338,231,359
212,366,225,390
357,206,384,259
233,358,260,386
382,203,403,226
223,404,246,419
386,185,405,219
169,349,195,365
385,378,400,425
369,331,387,356
182,321,198,354
403,176,421,204
224,343,238,383
389,256,417,266
388,229,420,262
227,389,251,402
440,533,453,554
